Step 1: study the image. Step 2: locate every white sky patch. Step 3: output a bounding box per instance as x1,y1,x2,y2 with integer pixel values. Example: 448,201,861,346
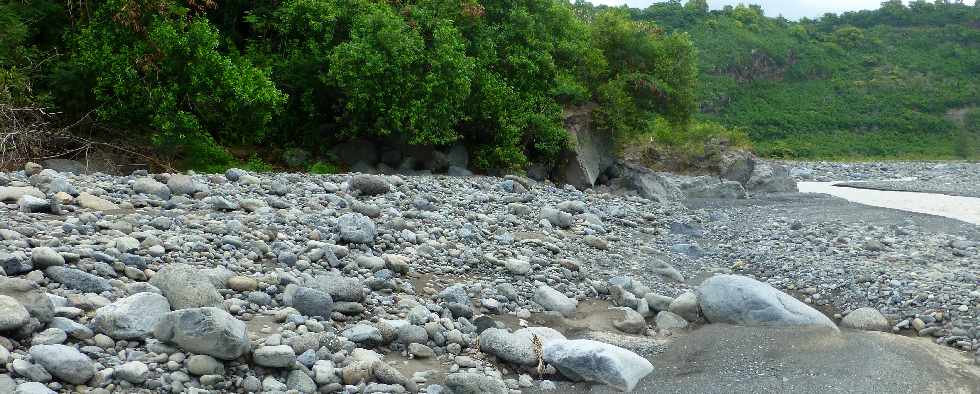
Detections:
586,0,977,20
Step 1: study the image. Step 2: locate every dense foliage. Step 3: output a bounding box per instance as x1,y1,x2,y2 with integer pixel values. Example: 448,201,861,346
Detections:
577,0,980,159
1,0,697,171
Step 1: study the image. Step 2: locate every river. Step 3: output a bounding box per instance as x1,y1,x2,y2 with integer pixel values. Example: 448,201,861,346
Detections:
797,182,980,226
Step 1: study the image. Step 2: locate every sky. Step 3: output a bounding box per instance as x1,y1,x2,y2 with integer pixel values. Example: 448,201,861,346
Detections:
587,0,977,20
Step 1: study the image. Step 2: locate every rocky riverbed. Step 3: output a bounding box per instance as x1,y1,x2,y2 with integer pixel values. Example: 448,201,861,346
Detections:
785,160,980,198
0,161,977,393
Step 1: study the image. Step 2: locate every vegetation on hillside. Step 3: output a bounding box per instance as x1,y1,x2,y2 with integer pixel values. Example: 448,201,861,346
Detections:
574,0,980,159
0,0,697,171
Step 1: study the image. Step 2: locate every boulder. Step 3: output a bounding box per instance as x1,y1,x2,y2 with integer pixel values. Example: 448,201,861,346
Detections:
678,176,747,199
30,247,64,269
167,174,208,196
349,175,390,195
444,372,508,394
0,277,55,323
745,161,798,193
76,192,119,210
337,213,377,244
29,344,95,384
0,186,44,202
479,327,566,366
91,292,171,339
133,178,171,199
285,286,334,319
253,345,297,368
533,286,577,317
0,251,32,275
308,272,363,302
624,164,683,202
543,339,654,392
0,295,30,331
29,169,76,195
556,104,615,190
697,275,837,330
153,307,250,360
840,307,890,332
45,266,113,293
150,263,223,310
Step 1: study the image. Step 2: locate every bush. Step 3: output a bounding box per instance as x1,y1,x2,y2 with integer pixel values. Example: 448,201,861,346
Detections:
308,161,340,175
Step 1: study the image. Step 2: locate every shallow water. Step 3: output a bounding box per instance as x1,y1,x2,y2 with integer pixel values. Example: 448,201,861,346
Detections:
798,182,980,226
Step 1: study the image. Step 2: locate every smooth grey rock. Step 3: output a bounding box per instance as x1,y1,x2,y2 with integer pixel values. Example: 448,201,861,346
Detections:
0,295,30,330
668,291,700,322
543,339,654,392
92,292,171,339
76,192,119,210
150,263,223,310
15,382,55,394
841,307,889,332
0,277,55,322
655,311,689,330
697,275,837,330
29,344,95,384
541,207,573,229
286,286,334,319
0,186,44,202
533,286,577,317
153,307,250,360
18,195,50,213
644,293,674,312
444,372,508,394
30,247,64,268
167,174,208,196
133,178,171,199
308,272,363,302
479,327,566,366
625,164,683,202
337,213,377,244
679,176,747,199
342,324,384,346
612,307,647,334
44,266,113,293
745,161,798,193
187,355,225,376
349,175,390,195
254,345,297,368
115,361,149,383
0,251,32,275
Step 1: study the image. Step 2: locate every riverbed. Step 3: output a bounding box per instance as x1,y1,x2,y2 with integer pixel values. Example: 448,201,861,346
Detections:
798,181,980,226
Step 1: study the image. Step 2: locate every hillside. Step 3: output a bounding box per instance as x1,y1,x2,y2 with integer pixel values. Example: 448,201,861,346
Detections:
579,0,980,159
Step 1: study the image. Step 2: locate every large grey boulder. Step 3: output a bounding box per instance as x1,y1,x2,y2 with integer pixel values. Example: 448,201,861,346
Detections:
349,175,390,195
0,186,44,202
166,174,208,196
150,264,223,310
0,295,30,331
444,372,509,394
92,292,171,339
624,164,683,202
840,307,890,332
0,277,54,323
284,285,334,319
697,275,837,330
678,176,747,199
0,251,32,275
479,327,566,366
556,105,616,190
745,161,798,193
133,178,171,199
308,272,363,302
44,266,113,293
29,169,76,195
543,339,654,392
29,344,95,384
337,213,377,244
533,286,577,317
76,192,119,210
153,307,250,360
30,247,64,269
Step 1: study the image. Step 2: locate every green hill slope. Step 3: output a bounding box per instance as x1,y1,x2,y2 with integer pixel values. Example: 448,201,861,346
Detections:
579,0,980,159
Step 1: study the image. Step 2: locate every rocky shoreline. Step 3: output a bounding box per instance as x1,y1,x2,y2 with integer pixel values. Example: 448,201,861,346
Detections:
0,159,977,393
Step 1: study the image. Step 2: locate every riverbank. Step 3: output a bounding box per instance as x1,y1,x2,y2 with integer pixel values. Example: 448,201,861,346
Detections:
784,161,980,198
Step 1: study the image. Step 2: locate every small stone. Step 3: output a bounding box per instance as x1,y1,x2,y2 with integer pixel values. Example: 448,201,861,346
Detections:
841,307,889,332
254,345,297,368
